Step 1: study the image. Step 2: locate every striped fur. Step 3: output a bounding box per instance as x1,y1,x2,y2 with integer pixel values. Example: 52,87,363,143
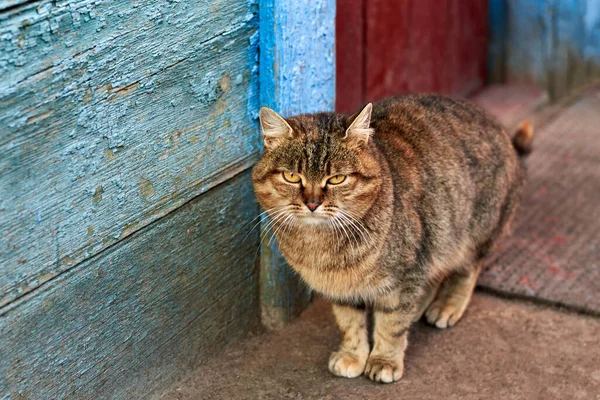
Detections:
252,94,531,383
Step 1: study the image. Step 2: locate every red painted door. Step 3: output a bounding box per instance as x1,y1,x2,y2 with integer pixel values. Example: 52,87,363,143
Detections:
336,0,488,113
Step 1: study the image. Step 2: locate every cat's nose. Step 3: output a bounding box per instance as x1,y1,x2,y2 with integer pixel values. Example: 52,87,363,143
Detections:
305,201,322,212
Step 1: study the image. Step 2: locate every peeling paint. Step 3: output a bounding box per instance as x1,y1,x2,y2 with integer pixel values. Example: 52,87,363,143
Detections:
138,177,155,200
0,0,260,308
92,185,104,205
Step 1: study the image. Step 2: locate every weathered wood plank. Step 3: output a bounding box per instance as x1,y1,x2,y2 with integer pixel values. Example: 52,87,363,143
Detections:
0,0,260,307
258,0,335,328
0,172,261,399
500,0,600,99
550,0,587,98
0,0,30,12
503,0,551,88
259,0,335,117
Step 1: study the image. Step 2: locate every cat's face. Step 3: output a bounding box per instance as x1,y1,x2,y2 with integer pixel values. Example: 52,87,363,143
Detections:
252,104,383,228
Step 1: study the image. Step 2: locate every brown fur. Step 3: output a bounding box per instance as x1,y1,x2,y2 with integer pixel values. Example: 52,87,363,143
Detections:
252,94,532,383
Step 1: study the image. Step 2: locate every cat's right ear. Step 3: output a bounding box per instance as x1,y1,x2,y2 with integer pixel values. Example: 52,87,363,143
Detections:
344,103,373,147
259,107,293,151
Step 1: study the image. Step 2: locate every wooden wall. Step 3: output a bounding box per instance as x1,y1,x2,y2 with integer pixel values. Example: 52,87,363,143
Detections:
0,0,336,396
0,0,262,397
489,0,600,99
336,0,488,113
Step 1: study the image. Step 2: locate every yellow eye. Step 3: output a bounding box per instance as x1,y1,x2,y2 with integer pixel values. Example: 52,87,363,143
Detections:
327,175,346,185
282,171,301,183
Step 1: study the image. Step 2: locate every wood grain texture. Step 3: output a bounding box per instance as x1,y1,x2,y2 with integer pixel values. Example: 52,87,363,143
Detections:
336,0,488,113
365,0,487,100
500,0,600,99
0,0,30,12
0,172,261,399
0,0,260,307
335,0,365,113
258,0,335,328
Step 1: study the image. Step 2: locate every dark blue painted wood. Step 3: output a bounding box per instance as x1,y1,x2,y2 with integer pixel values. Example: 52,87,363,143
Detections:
0,173,260,399
0,0,260,307
488,0,507,82
258,0,335,328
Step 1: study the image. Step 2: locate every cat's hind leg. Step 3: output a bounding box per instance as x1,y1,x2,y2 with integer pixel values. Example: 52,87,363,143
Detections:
425,265,480,329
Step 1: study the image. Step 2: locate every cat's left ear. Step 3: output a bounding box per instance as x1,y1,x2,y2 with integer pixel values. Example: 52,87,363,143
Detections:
344,103,373,146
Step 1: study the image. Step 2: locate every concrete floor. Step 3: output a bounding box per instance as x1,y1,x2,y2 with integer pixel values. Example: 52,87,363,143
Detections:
162,294,600,400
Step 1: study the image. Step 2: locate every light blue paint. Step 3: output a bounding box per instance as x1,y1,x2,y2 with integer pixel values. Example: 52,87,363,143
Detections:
505,0,553,85
258,0,335,326
584,0,600,59
495,0,600,98
259,0,335,116
0,0,261,307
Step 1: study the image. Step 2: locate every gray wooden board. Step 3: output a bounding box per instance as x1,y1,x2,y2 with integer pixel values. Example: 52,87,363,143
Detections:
0,0,260,307
0,172,261,399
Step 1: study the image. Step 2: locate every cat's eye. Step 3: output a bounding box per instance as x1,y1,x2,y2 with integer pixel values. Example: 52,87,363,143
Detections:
327,175,346,185
282,171,301,183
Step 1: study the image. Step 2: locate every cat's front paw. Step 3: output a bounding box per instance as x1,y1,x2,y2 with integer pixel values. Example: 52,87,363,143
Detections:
328,351,366,378
364,356,404,383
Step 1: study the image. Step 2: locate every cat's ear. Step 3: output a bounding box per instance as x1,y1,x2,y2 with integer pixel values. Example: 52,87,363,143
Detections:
259,107,293,150
344,103,373,146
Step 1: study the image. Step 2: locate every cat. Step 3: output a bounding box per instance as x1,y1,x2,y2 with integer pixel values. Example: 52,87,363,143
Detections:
251,94,533,383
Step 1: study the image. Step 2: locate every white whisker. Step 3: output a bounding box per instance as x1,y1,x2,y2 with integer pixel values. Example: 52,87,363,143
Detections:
336,208,373,242
337,210,371,245
336,213,363,245
334,215,355,255
327,218,343,250
242,205,287,243
269,213,294,245
251,208,291,264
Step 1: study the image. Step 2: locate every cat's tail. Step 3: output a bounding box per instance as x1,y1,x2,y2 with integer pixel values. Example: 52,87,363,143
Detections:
512,120,534,157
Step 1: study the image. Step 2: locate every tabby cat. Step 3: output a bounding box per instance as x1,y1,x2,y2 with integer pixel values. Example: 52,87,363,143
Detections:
251,95,533,383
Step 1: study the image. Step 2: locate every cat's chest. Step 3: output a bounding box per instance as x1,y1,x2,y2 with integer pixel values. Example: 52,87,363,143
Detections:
277,238,391,299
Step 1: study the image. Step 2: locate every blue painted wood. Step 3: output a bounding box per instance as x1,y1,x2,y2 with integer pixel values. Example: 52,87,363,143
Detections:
258,0,335,328
0,0,260,307
495,0,600,98
548,0,585,97
0,173,261,399
0,0,29,12
259,0,335,116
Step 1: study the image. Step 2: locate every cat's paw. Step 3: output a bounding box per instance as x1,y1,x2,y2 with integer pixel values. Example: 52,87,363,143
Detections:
328,351,366,378
425,296,468,329
364,356,404,383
